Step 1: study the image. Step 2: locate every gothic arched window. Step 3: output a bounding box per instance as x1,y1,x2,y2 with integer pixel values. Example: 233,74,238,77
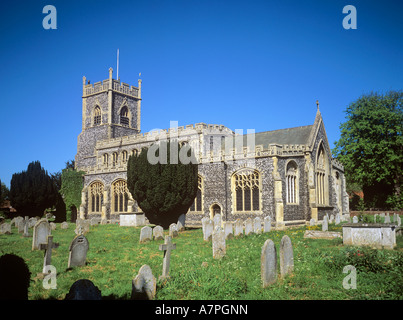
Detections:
93,106,102,126
103,153,108,167
189,175,203,212
89,181,104,213
112,180,129,213
122,150,128,163
112,152,118,167
286,161,298,204
232,169,261,212
120,106,129,126
316,144,329,205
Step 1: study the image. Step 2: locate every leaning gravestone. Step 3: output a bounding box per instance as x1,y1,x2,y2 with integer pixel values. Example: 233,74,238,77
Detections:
169,223,179,238
67,235,89,268
254,217,262,234
261,239,277,287
203,219,213,241
212,226,226,259
234,219,243,237
263,216,271,233
322,216,328,231
65,279,102,300
280,235,294,278
244,218,253,236
132,264,156,300
177,214,186,231
139,226,153,243
32,219,51,250
153,226,164,240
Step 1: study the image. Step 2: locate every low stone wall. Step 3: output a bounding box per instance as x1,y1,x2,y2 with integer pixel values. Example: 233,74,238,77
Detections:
342,223,400,250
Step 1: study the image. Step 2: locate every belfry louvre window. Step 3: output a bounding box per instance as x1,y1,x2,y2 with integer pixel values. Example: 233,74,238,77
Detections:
190,175,203,212
112,180,129,213
89,182,104,213
286,161,298,204
233,169,261,212
93,106,101,126
120,106,129,126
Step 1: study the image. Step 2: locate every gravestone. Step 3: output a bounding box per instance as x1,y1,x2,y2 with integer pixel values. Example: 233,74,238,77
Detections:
352,216,358,223
68,235,89,268
169,223,178,238
75,218,90,235
65,279,102,300
18,217,28,233
28,217,38,228
253,217,262,234
212,226,226,259
279,235,294,278
203,219,213,241
263,216,271,233
0,223,11,234
261,239,277,287
244,218,253,236
23,217,30,237
132,264,156,300
397,216,401,227
234,219,243,237
322,216,328,231
120,214,136,227
213,214,222,229
309,218,316,226
139,226,153,243
384,213,391,223
335,213,341,225
201,217,210,232
153,226,164,240
32,219,51,250
374,214,378,223
329,214,335,224
223,222,233,239
39,235,59,273
177,214,186,231
50,222,57,231
61,222,69,229
13,216,23,228
158,235,176,280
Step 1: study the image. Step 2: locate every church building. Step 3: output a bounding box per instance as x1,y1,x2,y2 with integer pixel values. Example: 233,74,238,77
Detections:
75,68,349,227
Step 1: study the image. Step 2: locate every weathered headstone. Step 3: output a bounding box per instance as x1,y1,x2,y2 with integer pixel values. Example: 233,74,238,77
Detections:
309,218,316,226
28,217,38,228
68,235,89,268
223,221,233,239
61,222,69,229
18,217,28,233
158,235,176,280
203,219,213,241
335,213,341,225
213,214,222,229
373,214,378,223
201,217,209,232
322,216,328,231
13,216,23,228
65,279,102,300
329,214,335,224
23,217,30,237
261,239,277,287
139,226,153,243
50,222,57,231
177,214,186,231
212,226,226,259
279,235,294,278
75,218,90,235
169,223,178,238
244,218,253,236
384,213,391,223
153,226,164,240
352,216,358,223
39,235,59,273
0,223,12,234
263,216,271,233
397,216,401,227
234,219,243,237
132,264,156,300
253,217,262,234
32,219,51,250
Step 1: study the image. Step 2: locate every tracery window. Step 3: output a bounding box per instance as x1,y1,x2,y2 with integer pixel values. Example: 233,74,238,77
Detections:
112,180,129,213
189,175,203,212
286,161,298,204
233,169,261,212
120,106,129,126
316,144,328,205
93,106,101,126
89,181,104,213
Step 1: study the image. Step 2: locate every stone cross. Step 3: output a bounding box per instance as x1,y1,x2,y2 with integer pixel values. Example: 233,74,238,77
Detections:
39,235,59,273
158,235,176,280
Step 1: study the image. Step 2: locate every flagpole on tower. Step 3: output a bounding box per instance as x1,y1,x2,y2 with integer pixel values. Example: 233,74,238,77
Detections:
117,49,119,80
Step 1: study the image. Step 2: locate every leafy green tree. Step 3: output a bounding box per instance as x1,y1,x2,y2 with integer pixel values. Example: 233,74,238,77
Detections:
60,167,85,222
9,161,58,217
332,91,403,209
127,140,198,228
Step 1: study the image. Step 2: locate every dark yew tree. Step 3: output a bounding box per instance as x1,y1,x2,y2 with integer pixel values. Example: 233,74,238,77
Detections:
127,140,198,228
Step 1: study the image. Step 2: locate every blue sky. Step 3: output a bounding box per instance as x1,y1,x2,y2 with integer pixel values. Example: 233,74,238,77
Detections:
0,0,402,187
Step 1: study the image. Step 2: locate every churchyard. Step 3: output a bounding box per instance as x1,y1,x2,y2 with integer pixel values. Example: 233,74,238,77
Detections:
0,214,402,300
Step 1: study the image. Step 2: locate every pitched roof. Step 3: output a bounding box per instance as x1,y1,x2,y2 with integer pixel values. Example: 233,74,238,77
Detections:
246,125,314,146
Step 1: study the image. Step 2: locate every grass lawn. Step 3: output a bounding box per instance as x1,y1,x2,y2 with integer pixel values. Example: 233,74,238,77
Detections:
0,219,402,300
